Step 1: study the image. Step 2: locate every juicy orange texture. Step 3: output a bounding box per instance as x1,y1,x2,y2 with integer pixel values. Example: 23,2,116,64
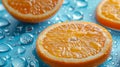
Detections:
43,23,105,59
96,0,120,30
36,21,112,67
2,0,63,23
8,0,57,15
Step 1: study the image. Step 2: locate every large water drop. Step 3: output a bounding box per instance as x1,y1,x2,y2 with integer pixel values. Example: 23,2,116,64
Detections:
11,58,27,67
0,43,10,53
20,33,34,45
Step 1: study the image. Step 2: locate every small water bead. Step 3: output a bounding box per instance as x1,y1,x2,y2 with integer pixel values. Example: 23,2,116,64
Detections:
47,21,51,24
63,0,70,5
5,55,11,60
0,29,5,39
75,0,88,8
4,28,9,33
72,11,83,20
59,14,71,21
0,58,6,66
29,61,37,67
111,61,115,65
17,47,26,54
67,6,74,12
0,18,10,27
107,55,113,62
20,33,34,45
25,25,34,32
0,4,5,11
89,14,93,17
11,58,27,67
0,43,11,53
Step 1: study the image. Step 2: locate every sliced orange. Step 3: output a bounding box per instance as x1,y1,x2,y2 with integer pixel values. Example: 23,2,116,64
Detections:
36,21,112,67
2,0,63,23
96,0,120,30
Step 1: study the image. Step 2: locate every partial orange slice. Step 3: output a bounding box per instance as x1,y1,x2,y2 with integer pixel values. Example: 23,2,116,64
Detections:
96,0,120,30
36,21,112,67
2,0,63,23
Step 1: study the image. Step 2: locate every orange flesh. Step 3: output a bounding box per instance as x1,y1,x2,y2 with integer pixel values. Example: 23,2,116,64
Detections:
102,0,120,21
8,0,58,15
43,23,106,59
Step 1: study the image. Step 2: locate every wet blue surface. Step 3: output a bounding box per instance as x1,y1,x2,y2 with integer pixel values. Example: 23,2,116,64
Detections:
0,0,120,67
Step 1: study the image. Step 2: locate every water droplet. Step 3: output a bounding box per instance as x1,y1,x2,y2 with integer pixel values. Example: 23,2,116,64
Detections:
0,18,10,27
5,55,11,60
17,47,26,54
75,0,88,8
11,58,27,67
115,53,118,56
4,28,9,33
0,43,10,53
47,21,51,24
0,4,5,11
111,61,115,65
29,61,37,67
107,55,113,61
0,58,5,66
89,14,93,17
0,29,5,39
72,11,83,20
63,0,69,5
59,14,71,21
68,6,74,11
25,25,34,32
20,33,34,45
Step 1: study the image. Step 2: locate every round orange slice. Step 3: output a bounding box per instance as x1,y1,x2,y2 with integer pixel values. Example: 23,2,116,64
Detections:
2,0,63,23
36,21,112,67
96,0,120,30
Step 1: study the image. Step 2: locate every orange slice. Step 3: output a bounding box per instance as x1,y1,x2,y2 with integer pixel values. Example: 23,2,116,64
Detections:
96,0,120,30
36,21,112,67
2,0,63,23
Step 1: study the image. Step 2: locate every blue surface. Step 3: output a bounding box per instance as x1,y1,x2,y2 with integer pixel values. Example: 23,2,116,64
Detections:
0,0,120,67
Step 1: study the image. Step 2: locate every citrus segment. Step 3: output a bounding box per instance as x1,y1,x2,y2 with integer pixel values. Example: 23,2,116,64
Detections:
2,0,63,23
36,21,112,67
96,0,120,30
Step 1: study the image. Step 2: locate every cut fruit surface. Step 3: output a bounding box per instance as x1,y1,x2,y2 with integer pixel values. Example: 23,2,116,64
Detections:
2,0,63,23
36,21,112,67
96,0,120,30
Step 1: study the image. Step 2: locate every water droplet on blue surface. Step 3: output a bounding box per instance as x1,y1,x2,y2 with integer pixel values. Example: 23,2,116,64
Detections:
29,61,37,67
4,28,9,33
20,33,34,45
111,62,115,65
59,14,71,21
0,18,10,27
68,6,74,11
5,55,11,60
115,53,118,56
17,47,26,54
47,21,51,24
0,58,5,66
107,55,113,62
0,4,5,11
63,0,69,5
11,58,27,67
75,0,88,8
25,25,34,32
0,43,10,53
72,11,83,20
0,29,5,39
